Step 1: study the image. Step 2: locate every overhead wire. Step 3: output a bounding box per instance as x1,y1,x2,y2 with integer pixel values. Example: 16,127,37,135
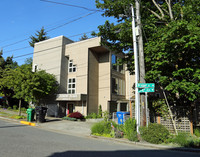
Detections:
40,0,104,12
5,29,98,56
1,11,97,49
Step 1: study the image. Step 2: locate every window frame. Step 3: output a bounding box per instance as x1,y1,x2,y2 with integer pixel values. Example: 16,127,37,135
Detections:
68,60,76,73
68,78,76,94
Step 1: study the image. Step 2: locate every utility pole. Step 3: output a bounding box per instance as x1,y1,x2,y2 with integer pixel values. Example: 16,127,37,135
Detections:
135,0,146,126
131,4,140,133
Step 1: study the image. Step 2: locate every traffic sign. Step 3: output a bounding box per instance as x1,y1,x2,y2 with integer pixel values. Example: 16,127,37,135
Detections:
138,88,154,93
137,83,155,88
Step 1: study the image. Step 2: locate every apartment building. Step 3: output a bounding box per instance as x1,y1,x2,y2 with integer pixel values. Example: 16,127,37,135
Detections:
32,36,134,117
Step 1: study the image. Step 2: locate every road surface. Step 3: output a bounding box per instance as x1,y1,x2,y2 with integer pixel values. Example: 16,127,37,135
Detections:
0,119,198,157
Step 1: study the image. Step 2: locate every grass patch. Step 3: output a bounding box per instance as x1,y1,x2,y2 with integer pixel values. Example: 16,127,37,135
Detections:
0,111,26,119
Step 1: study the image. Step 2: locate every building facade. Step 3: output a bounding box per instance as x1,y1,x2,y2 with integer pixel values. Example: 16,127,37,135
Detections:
32,36,134,117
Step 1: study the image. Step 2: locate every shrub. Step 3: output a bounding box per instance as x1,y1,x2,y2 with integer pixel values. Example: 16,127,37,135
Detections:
124,118,138,141
68,112,84,119
98,105,102,117
139,123,170,144
194,128,200,137
13,105,18,110
173,132,200,147
91,121,112,135
86,113,101,119
62,117,77,121
103,111,109,122
7,107,12,110
21,107,27,112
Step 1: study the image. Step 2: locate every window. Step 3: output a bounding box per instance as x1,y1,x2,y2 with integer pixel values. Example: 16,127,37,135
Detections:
33,64,38,72
68,78,76,94
112,77,125,95
111,54,124,74
112,54,117,71
69,60,76,72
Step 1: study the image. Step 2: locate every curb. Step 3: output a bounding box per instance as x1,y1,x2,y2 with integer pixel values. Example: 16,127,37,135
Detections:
90,135,200,153
20,121,36,126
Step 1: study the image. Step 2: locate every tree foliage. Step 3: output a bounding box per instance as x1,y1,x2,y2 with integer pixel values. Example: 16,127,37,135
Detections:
79,34,89,41
95,0,200,107
29,27,49,47
2,64,58,113
0,50,18,106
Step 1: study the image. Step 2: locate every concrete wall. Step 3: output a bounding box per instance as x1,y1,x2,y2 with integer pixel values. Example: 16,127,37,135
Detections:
125,69,135,100
88,49,99,114
98,52,111,112
32,36,73,93
65,37,101,95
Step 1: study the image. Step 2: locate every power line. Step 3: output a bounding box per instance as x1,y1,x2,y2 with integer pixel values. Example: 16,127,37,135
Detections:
4,30,98,54
40,0,104,12
2,38,29,48
1,11,97,49
46,11,97,32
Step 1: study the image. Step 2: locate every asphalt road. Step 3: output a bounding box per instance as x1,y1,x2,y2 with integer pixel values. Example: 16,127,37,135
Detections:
0,119,199,157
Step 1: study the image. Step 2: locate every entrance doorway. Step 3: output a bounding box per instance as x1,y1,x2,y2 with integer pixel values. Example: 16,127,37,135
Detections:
67,104,73,114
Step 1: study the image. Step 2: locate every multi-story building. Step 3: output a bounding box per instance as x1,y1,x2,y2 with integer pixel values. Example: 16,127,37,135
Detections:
32,36,134,117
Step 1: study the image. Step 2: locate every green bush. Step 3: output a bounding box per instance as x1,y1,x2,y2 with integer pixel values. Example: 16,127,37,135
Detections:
173,132,200,147
86,113,101,119
194,128,200,137
13,105,18,110
98,105,102,117
91,121,112,135
21,107,27,112
139,123,170,144
7,107,12,110
124,118,138,141
62,117,77,121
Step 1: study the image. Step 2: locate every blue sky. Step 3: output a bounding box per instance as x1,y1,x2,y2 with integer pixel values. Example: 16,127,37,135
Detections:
0,0,115,65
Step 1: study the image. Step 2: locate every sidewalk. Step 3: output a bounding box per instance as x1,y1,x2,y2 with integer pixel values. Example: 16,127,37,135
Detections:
36,117,94,137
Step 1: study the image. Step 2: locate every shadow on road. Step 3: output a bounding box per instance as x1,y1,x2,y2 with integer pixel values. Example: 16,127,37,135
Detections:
0,124,27,129
44,118,62,123
48,149,199,157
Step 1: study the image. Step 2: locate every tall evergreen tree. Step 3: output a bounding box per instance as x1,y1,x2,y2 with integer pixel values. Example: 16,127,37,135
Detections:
29,27,49,47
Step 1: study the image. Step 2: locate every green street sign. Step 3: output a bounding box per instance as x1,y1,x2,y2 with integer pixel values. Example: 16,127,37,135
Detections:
137,83,155,88
138,88,155,93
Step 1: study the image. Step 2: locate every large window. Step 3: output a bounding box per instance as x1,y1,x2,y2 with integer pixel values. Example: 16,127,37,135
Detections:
111,54,124,74
112,77,125,95
68,78,76,94
69,60,76,72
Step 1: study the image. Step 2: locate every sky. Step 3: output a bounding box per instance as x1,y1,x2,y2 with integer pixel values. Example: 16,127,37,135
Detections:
0,0,115,65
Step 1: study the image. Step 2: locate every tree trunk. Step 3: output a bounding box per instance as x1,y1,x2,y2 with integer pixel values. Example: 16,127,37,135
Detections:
136,0,146,126
18,99,21,116
3,88,10,107
190,107,194,135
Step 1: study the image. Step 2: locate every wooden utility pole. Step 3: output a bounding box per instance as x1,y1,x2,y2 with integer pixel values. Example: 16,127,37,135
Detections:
135,0,146,126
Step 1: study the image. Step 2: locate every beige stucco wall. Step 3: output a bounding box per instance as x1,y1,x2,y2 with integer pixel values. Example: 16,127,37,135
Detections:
32,35,73,93
98,52,111,112
65,37,101,95
125,69,135,100
88,50,99,113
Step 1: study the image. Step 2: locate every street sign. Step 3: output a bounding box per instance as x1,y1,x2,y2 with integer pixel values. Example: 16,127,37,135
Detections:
138,88,155,93
137,83,155,88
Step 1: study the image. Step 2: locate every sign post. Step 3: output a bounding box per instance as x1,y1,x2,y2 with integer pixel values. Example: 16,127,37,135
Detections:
137,83,155,126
